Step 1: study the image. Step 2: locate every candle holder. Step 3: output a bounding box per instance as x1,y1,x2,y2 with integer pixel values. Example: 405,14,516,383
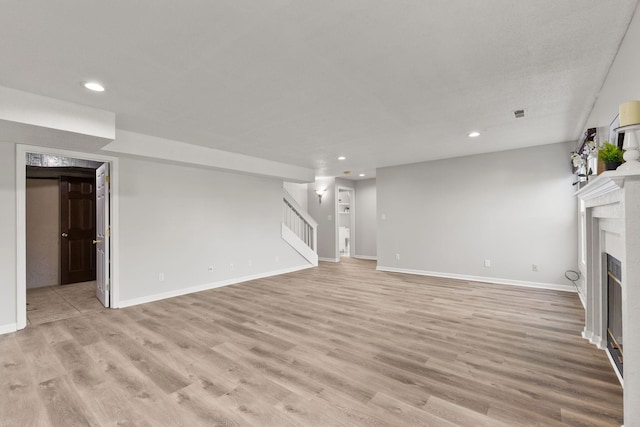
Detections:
615,124,640,171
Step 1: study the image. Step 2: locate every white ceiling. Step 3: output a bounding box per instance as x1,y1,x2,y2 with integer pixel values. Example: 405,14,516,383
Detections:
1,1,638,179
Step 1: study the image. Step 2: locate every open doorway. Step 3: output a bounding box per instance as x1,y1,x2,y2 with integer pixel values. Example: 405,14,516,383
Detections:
16,145,118,330
337,186,355,258
25,159,103,325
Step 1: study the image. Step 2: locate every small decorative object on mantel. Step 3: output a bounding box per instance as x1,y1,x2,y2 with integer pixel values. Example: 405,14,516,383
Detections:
614,100,640,172
597,142,624,171
620,100,640,126
570,129,599,185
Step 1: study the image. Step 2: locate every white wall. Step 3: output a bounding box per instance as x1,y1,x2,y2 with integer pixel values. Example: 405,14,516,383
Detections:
26,179,59,288
377,141,578,288
283,182,308,211
118,157,308,304
1,138,311,331
0,141,16,329
0,85,115,140
355,179,377,259
586,7,640,128
308,177,337,261
576,0,640,299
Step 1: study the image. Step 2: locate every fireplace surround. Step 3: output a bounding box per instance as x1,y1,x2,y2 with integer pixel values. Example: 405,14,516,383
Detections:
576,170,640,425
607,253,623,377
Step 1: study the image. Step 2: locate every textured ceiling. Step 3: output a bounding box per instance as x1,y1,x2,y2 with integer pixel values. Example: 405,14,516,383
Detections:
1,1,638,178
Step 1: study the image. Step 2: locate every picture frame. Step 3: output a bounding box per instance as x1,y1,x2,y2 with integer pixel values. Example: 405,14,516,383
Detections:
609,114,625,149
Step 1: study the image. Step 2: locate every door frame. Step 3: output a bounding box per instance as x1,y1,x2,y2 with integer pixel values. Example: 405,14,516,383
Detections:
16,144,120,330
335,185,356,259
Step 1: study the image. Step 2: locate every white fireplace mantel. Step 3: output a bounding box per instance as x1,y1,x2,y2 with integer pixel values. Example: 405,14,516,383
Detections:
576,170,640,426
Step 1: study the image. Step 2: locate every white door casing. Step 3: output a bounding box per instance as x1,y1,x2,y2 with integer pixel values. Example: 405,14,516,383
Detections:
16,144,119,331
96,163,109,307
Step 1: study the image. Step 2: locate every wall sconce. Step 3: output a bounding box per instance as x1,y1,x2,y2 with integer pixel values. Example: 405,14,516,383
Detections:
315,188,326,204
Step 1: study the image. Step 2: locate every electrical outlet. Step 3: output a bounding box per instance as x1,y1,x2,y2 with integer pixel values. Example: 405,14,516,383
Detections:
208,266,214,273
395,253,400,261
484,259,491,268
275,255,279,263
532,264,538,272
230,263,234,270
158,272,165,281
381,213,386,220
248,260,252,267
328,214,332,221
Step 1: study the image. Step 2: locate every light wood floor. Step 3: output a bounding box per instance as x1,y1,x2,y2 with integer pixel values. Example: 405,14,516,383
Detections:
1,258,623,426
27,281,105,326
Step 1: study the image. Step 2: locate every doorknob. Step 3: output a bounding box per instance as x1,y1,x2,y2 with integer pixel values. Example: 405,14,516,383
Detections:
61,233,68,237
92,239,102,244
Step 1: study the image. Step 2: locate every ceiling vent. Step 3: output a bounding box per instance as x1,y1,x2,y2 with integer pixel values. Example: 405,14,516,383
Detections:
514,109,525,118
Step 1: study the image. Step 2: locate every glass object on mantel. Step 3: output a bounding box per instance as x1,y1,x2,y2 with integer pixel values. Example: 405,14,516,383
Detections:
571,133,599,187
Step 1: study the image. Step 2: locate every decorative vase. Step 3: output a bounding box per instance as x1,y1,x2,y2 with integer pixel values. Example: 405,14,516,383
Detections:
604,161,623,171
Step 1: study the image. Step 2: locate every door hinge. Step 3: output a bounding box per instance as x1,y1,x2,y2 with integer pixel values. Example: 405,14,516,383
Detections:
106,228,111,237
105,175,110,183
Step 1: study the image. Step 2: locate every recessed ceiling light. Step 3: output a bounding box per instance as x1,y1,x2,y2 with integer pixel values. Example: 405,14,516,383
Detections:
359,173,365,177
338,156,346,160
83,81,105,92
468,131,481,138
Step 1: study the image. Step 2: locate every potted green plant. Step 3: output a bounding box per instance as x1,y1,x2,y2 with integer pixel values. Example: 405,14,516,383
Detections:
598,142,624,170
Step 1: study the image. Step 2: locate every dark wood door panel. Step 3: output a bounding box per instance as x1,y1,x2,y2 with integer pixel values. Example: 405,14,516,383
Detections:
60,176,96,284
66,198,94,232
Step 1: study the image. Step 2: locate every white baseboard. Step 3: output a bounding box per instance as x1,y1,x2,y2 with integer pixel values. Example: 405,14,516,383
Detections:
577,288,586,308
318,257,340,262
354,255,377,260
376,266,576,293
0,323,17,335
117,264,313,309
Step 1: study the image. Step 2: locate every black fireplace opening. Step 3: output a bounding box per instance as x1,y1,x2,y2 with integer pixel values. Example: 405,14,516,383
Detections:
606,254,623,377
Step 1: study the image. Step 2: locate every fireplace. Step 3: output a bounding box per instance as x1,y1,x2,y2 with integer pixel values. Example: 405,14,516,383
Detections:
576,170,640,424
607,254,623,377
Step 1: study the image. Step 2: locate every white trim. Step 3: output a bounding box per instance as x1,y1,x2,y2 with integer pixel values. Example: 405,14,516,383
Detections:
376,266,576,293
281,224,318,266
577,287,586,308
319,257,340,263
606,349,624,388
0,323,17,335
118,264,312,308
354,255,377,260
16,149,26,330
16,144,120,330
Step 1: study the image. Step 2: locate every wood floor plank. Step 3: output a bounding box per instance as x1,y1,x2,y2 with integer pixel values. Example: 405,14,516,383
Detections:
36,375,101,427
83,340,192,426
0,335,52,427
3,258,624,426
368,392,458,427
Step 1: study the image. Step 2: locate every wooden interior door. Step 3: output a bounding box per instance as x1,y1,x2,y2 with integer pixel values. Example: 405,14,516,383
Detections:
60,176,96,284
